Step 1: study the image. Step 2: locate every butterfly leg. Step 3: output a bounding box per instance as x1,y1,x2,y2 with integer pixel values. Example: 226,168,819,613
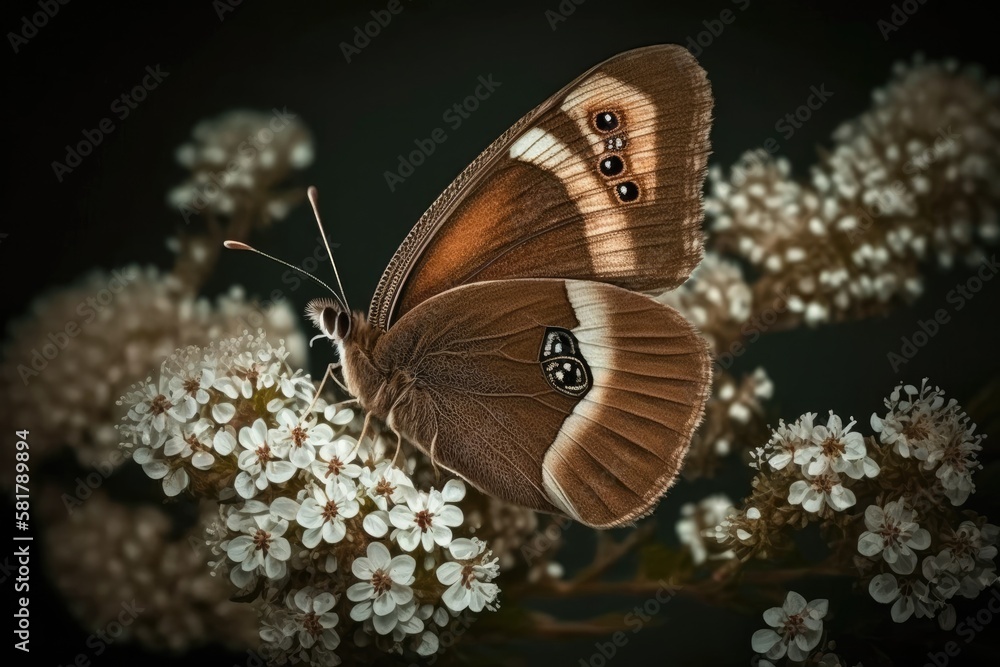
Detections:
301,362,336,416
348,411,374,461
301,362,354,419
428,428,441,482
390,429,404,467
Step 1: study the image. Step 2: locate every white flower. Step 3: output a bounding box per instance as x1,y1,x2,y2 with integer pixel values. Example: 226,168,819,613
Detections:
929,433,981,505
296,480,360,547
870,380,947,459
389,480,466,552
347,542,417,635
764,415,814,470
123,375,196,441
235,418,296,498
795,412,878,479
436,538,500,613
225,501,294,582
788,471,856,513
166,360,215,405
309,436,363,484
869,573,934,623
216,345,285,399
857,500,931,574
272,408,334,469
359,462,414,512
922,550,963,603
942,521,999,571
133,444,190,497
287,587,340,650
163,418,218,470
751,591,827,661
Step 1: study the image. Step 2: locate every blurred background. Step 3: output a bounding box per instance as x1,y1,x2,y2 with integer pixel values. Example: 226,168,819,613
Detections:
3,0,999,665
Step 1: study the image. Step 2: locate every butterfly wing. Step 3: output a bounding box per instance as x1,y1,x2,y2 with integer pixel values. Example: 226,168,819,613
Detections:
369,45,713,330
373,279,711,528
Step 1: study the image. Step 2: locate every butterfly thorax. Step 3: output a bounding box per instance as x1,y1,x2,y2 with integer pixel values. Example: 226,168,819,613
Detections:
336,312,385,409
337,312,437,455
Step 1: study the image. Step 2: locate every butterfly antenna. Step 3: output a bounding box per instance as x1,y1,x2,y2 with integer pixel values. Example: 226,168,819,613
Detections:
223,240,348,312
307,186,350,312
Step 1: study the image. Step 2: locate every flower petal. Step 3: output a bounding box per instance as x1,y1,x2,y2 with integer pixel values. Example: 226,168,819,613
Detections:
441,479,466,503
869,573,900,603
212,402,236,424
858,532,884,557
367,542,392,569
436,562,462,586
347,582,375,602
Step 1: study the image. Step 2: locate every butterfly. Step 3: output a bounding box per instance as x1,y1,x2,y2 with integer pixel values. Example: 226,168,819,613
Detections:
228,44,713,528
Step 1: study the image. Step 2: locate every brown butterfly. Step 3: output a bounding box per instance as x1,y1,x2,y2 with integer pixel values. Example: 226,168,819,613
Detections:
228,44,713,528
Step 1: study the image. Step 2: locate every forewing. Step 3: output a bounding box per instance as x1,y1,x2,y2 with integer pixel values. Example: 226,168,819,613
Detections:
369,45,713,330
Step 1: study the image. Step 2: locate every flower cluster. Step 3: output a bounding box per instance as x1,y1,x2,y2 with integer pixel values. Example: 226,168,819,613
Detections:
706,58,1000,328
656,252,754,355
862,381,993,628
168,109,314,226
0,266,305,475
715,379,996,632
117,333,500,665
870,379,983,506
751,410,879,520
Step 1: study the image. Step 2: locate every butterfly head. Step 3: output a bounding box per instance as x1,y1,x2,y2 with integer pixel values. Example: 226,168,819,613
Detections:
306,297,351,342
224,186,357,347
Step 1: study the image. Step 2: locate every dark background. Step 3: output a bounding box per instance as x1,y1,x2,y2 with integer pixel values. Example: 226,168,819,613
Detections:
3,1,999,665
